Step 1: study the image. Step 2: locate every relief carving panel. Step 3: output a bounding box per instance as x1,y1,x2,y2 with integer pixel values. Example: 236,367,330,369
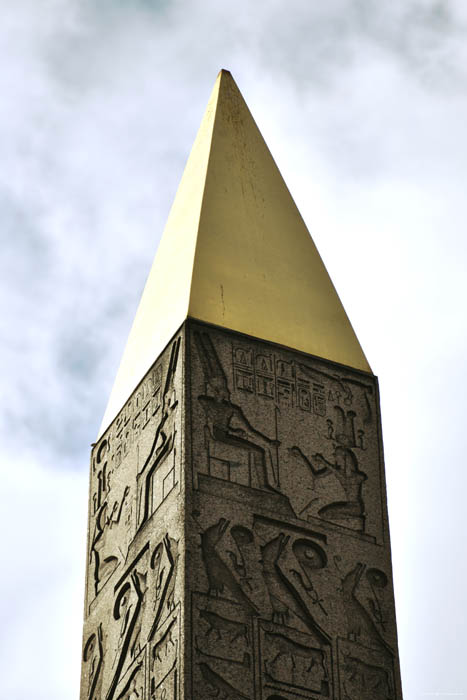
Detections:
81,335,184,700
189,326,384,543
187,321,402,700
80,321,402,700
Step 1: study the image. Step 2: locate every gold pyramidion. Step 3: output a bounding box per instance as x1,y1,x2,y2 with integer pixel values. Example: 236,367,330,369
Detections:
99,70,371,436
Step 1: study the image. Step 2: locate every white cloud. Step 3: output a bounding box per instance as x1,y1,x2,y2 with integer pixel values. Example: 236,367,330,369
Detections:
2,0,466,696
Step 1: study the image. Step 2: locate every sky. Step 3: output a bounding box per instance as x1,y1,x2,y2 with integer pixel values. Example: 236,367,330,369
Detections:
1,0,466,697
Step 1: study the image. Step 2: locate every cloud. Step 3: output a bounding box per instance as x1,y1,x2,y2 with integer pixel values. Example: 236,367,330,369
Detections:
1,0,467,697
0,452,87,698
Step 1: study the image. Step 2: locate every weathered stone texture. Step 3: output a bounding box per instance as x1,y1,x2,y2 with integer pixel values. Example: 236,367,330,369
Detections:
80,319,402,700
81,332,185,700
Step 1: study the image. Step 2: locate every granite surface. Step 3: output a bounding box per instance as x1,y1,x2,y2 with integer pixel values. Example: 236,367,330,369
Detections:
80,319,402,700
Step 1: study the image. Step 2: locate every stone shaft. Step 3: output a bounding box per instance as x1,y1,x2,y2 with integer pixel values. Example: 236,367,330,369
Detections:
80,319,403,700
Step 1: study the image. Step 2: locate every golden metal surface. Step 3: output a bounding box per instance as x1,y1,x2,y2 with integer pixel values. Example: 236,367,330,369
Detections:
99,76,219,435
99,70,370,436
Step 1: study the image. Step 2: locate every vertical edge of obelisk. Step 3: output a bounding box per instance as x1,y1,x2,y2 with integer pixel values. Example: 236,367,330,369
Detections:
374,374,405,699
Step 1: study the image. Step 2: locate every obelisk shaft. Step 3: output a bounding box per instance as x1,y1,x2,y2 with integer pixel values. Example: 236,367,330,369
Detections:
80,320,402,700
186,321,402,700
80,69,403,700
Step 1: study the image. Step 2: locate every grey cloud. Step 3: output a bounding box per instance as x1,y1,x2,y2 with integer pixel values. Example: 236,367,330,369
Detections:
1,0,466,697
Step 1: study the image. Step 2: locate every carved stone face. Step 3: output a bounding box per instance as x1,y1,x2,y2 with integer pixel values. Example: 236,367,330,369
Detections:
81,324,401,700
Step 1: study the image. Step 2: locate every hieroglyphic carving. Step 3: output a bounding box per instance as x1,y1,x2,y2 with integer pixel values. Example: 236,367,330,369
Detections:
150,612,180,700
338,638,395,700
365,567,389,629
198,607,250,647
191,504,400,698
82,530,181,700
85,335,183,619
194,332,281,494
149,534,179,640
228,525,256,593
81,320,402,700
233,344,365,418
192,510,334,700
97,362,163,476
260,622,330,696
82,624,104,700
200,517,258,615
290,538,328,616
80,333,183,700
194,593,253,667
340,562,393,656
192,332,298,522
106,555,147,700
193,588,254,699
116,664,145,700
198,662,250,700
259,532,329,644
193,328,388,546
188,322,402,700
90,484,130,597
137,338,180,530
87,431,133,608
288,446,367,533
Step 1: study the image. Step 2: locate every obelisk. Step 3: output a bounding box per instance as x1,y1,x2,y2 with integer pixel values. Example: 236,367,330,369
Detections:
80,70,403,700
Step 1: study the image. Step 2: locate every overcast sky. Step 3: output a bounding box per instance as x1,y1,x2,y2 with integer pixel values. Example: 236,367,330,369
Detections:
1,1,466,698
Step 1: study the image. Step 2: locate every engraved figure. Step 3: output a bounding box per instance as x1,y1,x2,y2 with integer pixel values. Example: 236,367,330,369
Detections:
194,332,280,492
289,446,367,532
200,518,258,615
227,526,255,591
341,563,393,656
123,678,141,700
149,534,179,640
112,571,147,669
334,407,357,447
151,541,166,611
137,338,180,529
289,539,328,616
199,662,250,700
357,429,367,450
115,663,144,700
312,383,326,416
263,630,328,695
298,363,352,406
366,568,389,629
90,485,130,596
342,653,393,700
259,533,329,645
150,616,178,700
153,618,177,666
83,624,104,700
198,608,250,645
107,569,147,700
150,670,177,700
92,439,109,513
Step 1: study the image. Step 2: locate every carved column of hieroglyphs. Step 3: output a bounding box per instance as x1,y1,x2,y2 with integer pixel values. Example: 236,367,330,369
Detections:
80,335,184,700
186,320,403,700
